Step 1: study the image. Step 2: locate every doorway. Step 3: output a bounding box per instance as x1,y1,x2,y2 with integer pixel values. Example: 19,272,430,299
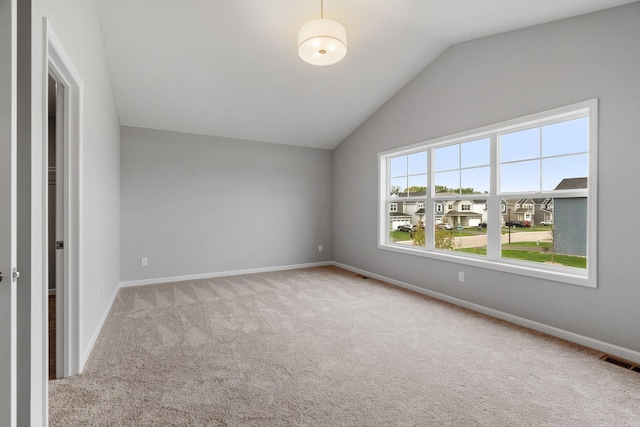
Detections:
47,74,64,379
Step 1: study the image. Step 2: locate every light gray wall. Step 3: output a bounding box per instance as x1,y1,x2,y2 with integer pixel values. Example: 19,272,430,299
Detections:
120,127,332,282
333,4,640,354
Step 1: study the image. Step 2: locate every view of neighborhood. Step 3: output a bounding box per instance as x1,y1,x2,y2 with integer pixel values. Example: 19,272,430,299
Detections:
388,178,587,269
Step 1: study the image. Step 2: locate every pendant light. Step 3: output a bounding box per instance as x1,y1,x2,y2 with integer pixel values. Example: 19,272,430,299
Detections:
298,0,347,66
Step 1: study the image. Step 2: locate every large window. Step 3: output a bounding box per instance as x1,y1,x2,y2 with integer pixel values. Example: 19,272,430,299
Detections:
379,100,597,287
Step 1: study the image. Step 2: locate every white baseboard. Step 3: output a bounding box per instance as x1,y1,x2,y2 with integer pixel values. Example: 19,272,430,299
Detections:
332,262,640,365
119,261,333,288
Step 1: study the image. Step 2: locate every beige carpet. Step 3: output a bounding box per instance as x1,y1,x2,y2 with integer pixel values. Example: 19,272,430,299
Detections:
49,266,640,426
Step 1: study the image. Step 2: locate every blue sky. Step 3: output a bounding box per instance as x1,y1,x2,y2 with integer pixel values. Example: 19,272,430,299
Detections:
390,116,588,195
500,117,588,192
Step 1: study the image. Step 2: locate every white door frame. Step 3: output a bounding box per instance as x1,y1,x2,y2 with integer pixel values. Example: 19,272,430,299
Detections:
0,0,18,425
54,76,65,378
43,18,83,378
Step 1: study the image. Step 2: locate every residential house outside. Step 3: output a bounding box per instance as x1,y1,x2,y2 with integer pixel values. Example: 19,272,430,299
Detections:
390,193,487,230
501,198,554,226
389,201,412,230
533,198,554,225
443,199,485,228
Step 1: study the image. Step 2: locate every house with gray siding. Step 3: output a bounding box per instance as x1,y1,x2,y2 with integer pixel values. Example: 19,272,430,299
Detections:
553,178,588,257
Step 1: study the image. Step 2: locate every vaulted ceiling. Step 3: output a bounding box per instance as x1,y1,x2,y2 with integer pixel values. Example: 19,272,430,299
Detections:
95,0,636,149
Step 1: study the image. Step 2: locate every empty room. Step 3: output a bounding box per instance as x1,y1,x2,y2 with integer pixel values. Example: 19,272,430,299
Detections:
2,0,640,425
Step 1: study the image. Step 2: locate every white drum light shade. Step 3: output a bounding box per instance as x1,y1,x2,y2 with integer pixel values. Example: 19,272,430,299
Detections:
298,18,347,66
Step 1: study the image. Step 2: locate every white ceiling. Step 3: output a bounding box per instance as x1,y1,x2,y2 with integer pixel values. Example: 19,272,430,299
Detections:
95,0,636,149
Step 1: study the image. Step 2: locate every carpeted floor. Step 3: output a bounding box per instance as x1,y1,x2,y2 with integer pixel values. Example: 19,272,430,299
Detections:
49,266,640,426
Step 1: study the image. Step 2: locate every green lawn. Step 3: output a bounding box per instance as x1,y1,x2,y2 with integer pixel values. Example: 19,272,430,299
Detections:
501,249,586,268
458,244,586,269
505,241,552,249
458,247,486,255
389,230,412,241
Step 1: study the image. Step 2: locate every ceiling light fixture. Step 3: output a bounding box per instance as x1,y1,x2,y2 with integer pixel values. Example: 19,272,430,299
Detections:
298,0,347,66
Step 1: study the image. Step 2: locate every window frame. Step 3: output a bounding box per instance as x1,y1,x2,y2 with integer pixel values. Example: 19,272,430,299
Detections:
378,99,598,288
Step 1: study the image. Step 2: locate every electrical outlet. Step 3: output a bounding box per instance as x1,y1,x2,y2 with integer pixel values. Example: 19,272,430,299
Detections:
141,257,148,266
458,271,465,282
318,245,323,252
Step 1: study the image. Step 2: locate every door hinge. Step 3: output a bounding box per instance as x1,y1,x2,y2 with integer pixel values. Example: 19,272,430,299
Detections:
56,241,64,249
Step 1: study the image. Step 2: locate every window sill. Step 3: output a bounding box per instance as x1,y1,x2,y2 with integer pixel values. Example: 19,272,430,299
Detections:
379,242,595,288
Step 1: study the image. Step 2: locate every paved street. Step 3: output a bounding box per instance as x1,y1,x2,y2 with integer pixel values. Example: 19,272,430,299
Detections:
395,230,553,249
455,230,552,248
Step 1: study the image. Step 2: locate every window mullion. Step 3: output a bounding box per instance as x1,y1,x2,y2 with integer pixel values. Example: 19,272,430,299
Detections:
539,128,543,192
487,133,501,259
382,154,391,245
425,147,435,249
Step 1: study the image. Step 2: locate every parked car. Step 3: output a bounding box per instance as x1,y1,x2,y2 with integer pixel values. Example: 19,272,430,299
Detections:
505,221,525,227
540,221,553,226
436,223,453,230
397,224,416,232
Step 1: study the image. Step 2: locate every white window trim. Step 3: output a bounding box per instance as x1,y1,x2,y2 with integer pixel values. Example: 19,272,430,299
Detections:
378,99,597,288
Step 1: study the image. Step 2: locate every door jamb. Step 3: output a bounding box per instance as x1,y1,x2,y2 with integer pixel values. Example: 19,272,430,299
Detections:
43,18,83,377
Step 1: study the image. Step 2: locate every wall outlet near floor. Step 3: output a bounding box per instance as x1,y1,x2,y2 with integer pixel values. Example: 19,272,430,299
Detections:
458,271,465,282
141,257,148,266
318,245,323,252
